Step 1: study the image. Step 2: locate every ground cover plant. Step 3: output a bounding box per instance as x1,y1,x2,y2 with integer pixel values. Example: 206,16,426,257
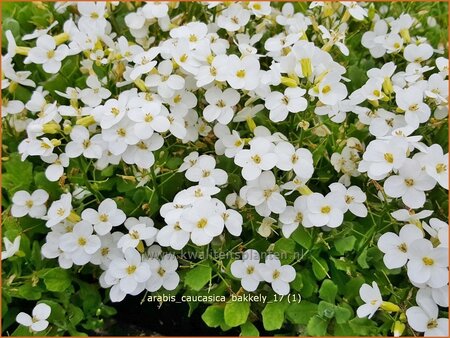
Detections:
1,1,449,336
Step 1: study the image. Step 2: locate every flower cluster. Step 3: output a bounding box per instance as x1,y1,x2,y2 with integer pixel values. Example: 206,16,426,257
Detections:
2,1,448,336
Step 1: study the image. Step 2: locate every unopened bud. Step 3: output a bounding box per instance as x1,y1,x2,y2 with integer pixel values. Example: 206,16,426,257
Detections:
381,301,401,313
15,46,30,56
134,79,147,92
393,321,405,337
246,116,256,132
54,32,70,45
300,58,312,78
67,211,81,223
400,29,411,43
50,139,61,147
76,115,96,127
43,122,61,134
298,186,313,195
280,76,298,88
382,77,394,94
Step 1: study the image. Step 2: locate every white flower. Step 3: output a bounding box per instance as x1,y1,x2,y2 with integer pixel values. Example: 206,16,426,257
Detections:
395,86,431,128
1,236,21,260
310,72,347,105
16,303,51,332
328,183,367,217
42,153,70,182
359,139,408,180
279,196,308,237
203,87,240,124
361,20,388,58
130,48,159,80
217,4,251,32
305,192,344,228
404,43,434,64
11,189,49,218
180,200,225,246
25,34,69,74
244,171,286,216
275,142,314,180
377,224,423,269
235,137,278,180
407,238,448,288
59,221,101,265
226,55,261,91
406,291,449,336
341,2,368,20
383,159,436,209
145,60,185,99
259,254,295,295
231,249,264,292
356,282,382,319
65,126,104,159
156,221,190,250
2,99,24,116
185,155,228,187
80,75,111,107
265,87,307,122
45,193,73,228
108,248,151,294
422,144,448,189
146,254,180,291
117,222,158,252
257,217,276,238
81,198,126,235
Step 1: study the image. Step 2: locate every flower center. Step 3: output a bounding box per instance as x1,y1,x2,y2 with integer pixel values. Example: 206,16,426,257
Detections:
78,237,87,246
404,178,414,187
291,153,299,164
216,99,226,108
197,218,208,229
408,104,419,111
373,90,381,97
436,163,447,173
179,54,188,63
189,34,198,42
101,247,109,256
295,212,303,223
252,154,262,164
236,69,246,78
322,85,331,94
427,319,438,329
194,189,203,198
127,265,137,275
47,50,55,59
130,230,140,240
144,113,154,122
384,153,394,163
202,170,211,177
321,205,331,214
253,3,261,10
111,107,120,116
234,139,243,147
82,139,91,149
263,189,273,198
397,243,407,253
173,94,182,104
272,270,280,279
90,12,99,19
422,257,434,266
344,195,354,204
157,267,166,277
57,207,66,216
99,213,109,222
246,266,255,274
25,199,34,208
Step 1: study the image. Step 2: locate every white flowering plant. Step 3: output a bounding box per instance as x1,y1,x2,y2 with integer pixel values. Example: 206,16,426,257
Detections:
1,1,448,336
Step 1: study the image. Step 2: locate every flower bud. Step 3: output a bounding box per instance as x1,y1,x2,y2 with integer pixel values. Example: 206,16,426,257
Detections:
393,321,405,337
134,79,148,92
298,186,313,195
43,122,61,134
54,32,70,45
76,115,96,127
67,211,81,223
381,301,401,312
246,116,256,132
280,76,298,88
300,58,313,78
15,46,30,56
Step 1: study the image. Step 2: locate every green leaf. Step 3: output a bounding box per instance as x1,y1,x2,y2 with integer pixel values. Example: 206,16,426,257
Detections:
224,301,250,327
335,306,352,324
286,301,318,325
319,279,338,303
11,325,31,336
43,267,71,292
273,238,296,264
261,300,289,331
290,273,303,292
348,317,378,335
185,265,212,291
202,305,224,328
16,284,42,300
357,248,370,269
306,315,329,336
240,321,259,336
318,301,335,319
334,236,356,255
291,226,313,249
68,304,84,326
2,154,33,194
299,269,317,297
312,256,329,280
